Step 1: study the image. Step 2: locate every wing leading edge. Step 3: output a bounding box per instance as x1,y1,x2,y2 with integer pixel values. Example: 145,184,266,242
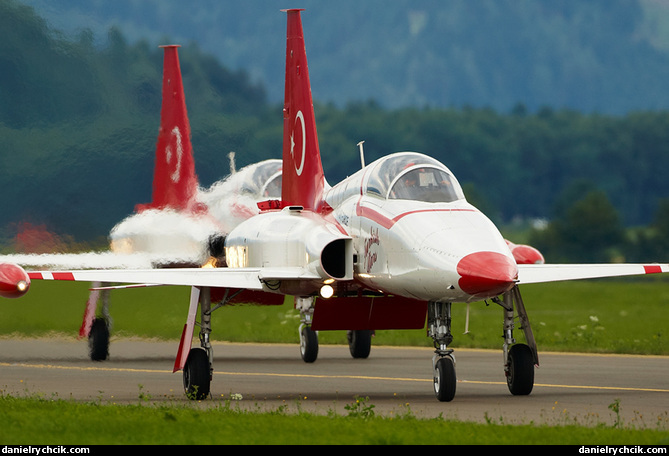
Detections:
26,266,323,291
517,263,669,284
26,261,669,291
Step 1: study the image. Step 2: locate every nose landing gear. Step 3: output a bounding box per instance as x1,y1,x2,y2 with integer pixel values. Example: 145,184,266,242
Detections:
428,301,457,402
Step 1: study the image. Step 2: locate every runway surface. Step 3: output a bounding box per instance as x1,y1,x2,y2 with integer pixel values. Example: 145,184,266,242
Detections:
1,337,667,426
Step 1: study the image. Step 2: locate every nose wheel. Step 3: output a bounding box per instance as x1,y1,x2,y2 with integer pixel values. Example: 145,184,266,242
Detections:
299,324,319,363
297,297,319,362
428,301,457,401
433,354,456,402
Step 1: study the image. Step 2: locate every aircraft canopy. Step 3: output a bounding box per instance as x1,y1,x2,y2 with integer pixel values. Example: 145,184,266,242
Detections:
365,152,465,203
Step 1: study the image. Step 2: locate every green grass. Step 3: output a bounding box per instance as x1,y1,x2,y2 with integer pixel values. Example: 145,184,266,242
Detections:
2,278,667,355
1,278,668,445
0,394,667,445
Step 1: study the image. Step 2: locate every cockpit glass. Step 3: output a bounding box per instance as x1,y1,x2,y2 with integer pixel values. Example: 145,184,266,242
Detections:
262,174,282,198
389,167,462,202
365,153,464,203
240,161,282,197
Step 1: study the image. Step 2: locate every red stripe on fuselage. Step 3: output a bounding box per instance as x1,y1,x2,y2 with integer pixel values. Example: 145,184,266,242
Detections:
356,201,478,229
356,204,396,229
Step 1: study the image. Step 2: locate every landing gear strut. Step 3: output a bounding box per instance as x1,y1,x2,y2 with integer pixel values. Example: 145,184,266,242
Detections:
428,301,457,402
493,285,538,396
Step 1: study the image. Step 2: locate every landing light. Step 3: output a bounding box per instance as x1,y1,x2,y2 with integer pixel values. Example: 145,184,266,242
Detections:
320,284,334,299
16,281,28,292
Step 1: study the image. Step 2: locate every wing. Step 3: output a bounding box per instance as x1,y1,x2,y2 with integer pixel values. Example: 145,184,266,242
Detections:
2,252,161,269
26,266,321,291
517,263,669,284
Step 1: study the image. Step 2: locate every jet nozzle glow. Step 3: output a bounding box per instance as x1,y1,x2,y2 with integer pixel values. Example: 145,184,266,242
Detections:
457,251,518,299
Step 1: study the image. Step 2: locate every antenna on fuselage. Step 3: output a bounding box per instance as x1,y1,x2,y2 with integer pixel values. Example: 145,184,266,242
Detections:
228,151,237,174
358,141,366,168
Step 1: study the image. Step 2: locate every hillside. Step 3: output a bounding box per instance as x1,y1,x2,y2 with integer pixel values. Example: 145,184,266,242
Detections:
22,0,669,114
4,0,669,264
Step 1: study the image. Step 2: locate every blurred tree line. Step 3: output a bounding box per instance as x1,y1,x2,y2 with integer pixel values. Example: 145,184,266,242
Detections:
2,0,669,263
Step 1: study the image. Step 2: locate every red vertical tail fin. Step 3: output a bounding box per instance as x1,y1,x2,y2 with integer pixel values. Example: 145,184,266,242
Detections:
137,45,199,213
281,9,326,212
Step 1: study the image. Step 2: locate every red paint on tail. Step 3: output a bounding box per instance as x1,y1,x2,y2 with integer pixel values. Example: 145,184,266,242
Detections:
137,45,200,213
281,9,326,212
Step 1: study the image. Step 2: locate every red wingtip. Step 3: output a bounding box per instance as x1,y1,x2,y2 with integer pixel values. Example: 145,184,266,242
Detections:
506,240,545,264
0,263,30,299
138,45,200,213
281,8,326,212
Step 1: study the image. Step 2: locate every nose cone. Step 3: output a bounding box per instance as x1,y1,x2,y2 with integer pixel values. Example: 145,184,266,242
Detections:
457,252,517,299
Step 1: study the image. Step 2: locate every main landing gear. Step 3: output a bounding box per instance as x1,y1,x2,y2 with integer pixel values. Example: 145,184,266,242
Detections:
494,285,538,396
296,297,373,363
182,287,215,400
428,285,538,402
86,286,112,362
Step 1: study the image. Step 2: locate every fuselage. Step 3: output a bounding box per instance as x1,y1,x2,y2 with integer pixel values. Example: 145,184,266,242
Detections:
325,152,517,303
225,152,518,303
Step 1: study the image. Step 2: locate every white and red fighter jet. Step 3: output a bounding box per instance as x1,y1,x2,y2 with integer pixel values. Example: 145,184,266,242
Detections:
3,10,668,402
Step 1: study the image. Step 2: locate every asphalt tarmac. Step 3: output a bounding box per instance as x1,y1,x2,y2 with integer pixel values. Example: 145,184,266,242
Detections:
1,337,667,427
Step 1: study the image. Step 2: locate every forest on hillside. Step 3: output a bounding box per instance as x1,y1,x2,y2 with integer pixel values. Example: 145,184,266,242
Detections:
3,0,669,263
24,0,669,114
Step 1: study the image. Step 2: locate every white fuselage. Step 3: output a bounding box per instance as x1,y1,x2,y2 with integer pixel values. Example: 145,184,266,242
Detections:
325,152,516,302
225,152,518,303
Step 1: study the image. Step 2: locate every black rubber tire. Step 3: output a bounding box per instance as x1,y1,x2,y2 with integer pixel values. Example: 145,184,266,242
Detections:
88,318,110,361
506,343,535,396
348,330,372,359
433,356,457,402
183,348,211,400
300,325,319,363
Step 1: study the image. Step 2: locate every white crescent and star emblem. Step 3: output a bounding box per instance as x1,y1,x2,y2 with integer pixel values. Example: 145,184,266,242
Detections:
166,126,183,183
290,110,306,176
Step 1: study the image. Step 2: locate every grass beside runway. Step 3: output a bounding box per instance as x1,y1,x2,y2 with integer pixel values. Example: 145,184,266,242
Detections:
0,394,667,445
1,277,667,355
1,278,668,444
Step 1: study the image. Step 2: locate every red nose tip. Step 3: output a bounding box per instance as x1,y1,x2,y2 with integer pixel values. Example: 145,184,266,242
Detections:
457,252,518,299
0,263,31,299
